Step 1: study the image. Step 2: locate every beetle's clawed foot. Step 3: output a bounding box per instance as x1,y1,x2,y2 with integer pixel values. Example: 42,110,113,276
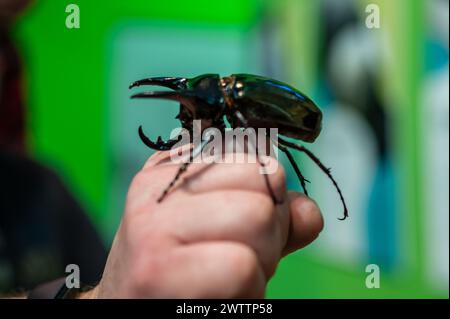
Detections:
138,126,182,151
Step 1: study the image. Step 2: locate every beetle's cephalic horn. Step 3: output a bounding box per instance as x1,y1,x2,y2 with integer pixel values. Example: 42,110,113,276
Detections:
129,77,187,90
130,90,195,106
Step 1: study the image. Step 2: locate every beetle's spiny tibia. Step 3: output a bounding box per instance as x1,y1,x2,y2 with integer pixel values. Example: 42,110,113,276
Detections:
278,137,348,220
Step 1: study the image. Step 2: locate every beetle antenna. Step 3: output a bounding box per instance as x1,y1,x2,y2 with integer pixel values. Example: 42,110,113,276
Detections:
277,137,348,220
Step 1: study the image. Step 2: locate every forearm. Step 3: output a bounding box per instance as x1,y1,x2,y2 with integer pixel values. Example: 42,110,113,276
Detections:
2,279,99,299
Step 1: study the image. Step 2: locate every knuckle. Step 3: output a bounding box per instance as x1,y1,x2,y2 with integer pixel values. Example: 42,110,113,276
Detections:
246,156,286,195
268,158,286,191
226,244,263,295
128,250,169,296
248,193,276,232
129,170,147,191
128,168,159,195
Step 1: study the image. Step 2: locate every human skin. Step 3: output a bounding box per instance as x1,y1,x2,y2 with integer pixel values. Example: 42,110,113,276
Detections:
82,148,324,299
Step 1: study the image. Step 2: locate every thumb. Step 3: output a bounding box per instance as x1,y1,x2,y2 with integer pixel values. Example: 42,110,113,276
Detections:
282,191,324,256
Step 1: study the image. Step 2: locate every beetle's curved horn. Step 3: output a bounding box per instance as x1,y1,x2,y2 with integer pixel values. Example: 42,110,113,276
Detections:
129,77,187,90
130,90,195,106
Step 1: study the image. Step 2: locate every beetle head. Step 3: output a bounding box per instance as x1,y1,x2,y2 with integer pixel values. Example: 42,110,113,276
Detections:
129,74,225,120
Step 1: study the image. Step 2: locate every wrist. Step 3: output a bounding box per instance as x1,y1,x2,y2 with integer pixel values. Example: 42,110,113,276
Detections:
77,285,99,299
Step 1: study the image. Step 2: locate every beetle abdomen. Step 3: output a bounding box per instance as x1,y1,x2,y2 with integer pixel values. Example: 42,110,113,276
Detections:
229,74,322,142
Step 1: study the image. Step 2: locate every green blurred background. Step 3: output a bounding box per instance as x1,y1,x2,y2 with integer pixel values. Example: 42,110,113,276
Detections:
10,0,449,298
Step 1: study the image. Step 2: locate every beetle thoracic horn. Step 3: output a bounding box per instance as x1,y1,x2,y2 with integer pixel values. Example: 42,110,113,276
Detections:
130,90,195,106
129,77,187,90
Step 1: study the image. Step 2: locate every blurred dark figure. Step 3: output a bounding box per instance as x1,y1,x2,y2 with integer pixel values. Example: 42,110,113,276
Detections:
0,0,107,293
0,0,29,152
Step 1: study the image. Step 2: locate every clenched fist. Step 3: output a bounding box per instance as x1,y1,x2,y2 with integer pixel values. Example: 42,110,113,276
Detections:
85,146,324,298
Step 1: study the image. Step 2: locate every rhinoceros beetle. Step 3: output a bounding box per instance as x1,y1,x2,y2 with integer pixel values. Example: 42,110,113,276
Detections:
129,74,348,220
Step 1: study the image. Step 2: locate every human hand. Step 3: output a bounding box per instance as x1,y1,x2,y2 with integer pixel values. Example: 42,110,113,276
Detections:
87,146,323,298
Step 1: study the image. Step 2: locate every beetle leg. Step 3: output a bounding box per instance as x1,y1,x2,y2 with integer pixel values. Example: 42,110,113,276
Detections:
233,110,283,205
276,144,310,196
158,133,214,202
254,140,284,205
277,137,348,220
129,77,187,90
138,126,182,151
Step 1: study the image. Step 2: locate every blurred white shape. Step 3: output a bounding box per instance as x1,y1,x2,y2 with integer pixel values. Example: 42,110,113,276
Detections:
427,0,449,48
328,24,386,108
423,64,449,291
312,103,377,265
